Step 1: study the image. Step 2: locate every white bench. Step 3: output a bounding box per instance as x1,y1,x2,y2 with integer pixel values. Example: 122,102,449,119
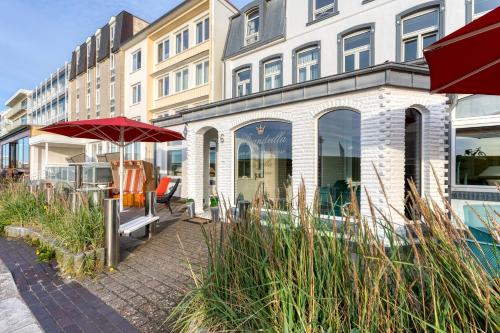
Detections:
118,215,160,237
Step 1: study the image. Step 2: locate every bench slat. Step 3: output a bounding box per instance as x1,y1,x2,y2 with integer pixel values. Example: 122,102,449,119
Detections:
119,216,159,236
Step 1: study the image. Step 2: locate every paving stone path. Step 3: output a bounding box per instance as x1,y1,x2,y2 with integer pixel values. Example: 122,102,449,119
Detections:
81,205,209,332
0,237,139,333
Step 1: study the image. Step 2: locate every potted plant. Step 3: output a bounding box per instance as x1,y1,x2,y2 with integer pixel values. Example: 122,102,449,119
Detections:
186,198,195,218
210,196,220,222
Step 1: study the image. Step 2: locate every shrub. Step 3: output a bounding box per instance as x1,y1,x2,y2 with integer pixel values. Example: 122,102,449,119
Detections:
171,182,499,332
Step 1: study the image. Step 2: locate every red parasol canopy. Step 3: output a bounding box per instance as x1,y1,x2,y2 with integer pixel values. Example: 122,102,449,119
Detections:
41,116,184,211
41,116,184,143
424,6,500,95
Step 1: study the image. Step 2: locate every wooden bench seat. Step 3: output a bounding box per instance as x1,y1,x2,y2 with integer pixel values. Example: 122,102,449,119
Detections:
119,215,159,236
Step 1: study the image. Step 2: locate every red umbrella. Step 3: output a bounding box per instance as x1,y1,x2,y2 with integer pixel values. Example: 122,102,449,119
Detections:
41,117,184,211
424,6,500,95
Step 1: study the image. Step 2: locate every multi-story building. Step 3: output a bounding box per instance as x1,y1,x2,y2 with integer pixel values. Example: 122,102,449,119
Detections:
0,90,32,177
153,0,489,219
68,11,149,161
121,0,238,191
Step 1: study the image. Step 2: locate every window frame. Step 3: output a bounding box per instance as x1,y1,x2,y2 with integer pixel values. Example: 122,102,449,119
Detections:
175,67,189,92
132,49,142,72
308,0,339,24
395,1,445,62
337,24,375,73
157,37,170,63
176,27,189,54
157,75,170,99
132,82,141,105
245,8,260,45
467,0,500,22
195,59,209,86
196,16,210,44
259,54,283,92
233,65,252,98
292,42,321,84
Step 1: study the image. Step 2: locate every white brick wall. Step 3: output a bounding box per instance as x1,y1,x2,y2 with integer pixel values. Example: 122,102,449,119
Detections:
171,87,448,222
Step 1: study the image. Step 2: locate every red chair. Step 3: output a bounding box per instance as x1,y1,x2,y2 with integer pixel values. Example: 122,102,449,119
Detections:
156,177,171,197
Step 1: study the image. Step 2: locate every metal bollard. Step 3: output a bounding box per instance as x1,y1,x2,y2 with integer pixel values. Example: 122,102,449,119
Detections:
104,198,120,267
70,192,81,213
145,191,156,238
237,200,250,222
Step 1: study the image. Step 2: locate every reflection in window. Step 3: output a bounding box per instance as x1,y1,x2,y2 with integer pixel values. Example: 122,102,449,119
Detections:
401,8,439,61
235,68,252,97
455,126,500,186
263,58,282,90
318,110,360,215
209,141,217,185
404,109,422,218
343,30,371,72
314,0,335,20
235,121,292,207
245,9,260,45
456,95,500,119
167,150,182,176
297,47,320,83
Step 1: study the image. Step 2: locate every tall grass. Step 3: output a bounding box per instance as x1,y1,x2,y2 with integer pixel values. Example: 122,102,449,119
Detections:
171,181,499,332
0,181,104,253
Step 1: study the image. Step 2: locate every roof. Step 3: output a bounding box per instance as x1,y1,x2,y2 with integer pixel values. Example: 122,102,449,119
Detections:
153,62,432,127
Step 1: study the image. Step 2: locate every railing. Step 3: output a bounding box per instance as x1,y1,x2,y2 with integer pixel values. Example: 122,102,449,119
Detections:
44,162,113,187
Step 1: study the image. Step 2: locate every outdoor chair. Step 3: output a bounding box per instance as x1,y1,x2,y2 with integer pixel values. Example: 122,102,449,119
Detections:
156,177,171,197
157,178,180,214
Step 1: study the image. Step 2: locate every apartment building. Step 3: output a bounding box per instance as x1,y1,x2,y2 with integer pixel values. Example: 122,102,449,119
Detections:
122,0,237,191
0,90,32,177
68,11,148,161
153,0,493,219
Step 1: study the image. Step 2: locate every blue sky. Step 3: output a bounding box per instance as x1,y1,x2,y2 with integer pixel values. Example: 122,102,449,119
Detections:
0,0,247,107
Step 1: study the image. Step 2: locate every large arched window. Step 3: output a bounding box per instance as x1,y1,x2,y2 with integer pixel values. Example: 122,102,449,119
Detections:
235,121,292,207
318,109,361,215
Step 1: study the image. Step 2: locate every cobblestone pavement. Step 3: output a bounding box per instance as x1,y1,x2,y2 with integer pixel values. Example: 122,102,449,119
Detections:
0,237,139,333
81,204,209,332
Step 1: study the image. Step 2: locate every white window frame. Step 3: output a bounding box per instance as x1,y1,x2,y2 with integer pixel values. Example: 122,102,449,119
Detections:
132,83,141,104
157,38,170,63
95,88,100,106
96,63,100,78
313,0,335,19
132,49,141,72
450,104,500,192
175,68,189,92
110,53,115,70
296,47,320,83
195,16,210,44
245,8,260,45
401,8,439,61
86,43,91,66
176,27,189,54
157,75,170,99
195,59,209,86
235,68,252,97
110,24,115,49
263,58,282,90
86,93,90,109
472,0,499,19
96,34,101,55
342,30,371,72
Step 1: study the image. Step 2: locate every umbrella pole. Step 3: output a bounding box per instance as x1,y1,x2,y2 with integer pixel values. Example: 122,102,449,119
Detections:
119,142,124,212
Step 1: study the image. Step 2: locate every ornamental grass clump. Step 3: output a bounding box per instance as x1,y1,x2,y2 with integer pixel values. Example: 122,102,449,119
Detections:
171,180,499,332
0,181,104,253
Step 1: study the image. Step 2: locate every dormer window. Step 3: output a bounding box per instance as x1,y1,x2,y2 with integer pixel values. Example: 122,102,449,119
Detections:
314,0,335,20
245,8,260,45
76,49,80,67
96,34,101,56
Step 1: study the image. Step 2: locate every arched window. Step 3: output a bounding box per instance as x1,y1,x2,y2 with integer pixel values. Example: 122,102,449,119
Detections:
404,108,422,218
238,143,251,178
235,121,292,207
318,109,361,215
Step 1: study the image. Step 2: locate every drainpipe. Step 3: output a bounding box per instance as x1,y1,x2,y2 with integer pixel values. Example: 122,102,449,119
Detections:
446,93,458,209
44,142,48,180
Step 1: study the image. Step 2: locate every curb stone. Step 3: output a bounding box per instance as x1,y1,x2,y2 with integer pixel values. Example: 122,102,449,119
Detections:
0,257,43,333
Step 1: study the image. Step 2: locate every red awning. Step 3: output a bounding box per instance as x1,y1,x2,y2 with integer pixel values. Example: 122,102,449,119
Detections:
424,6,500,95
41,116,184,143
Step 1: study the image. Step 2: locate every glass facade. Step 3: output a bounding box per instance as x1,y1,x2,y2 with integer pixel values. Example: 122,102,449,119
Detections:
318,110,361,215
235,121,292,207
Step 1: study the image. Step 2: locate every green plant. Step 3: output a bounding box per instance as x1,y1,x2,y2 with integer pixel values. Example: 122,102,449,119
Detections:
186,198,195,203
36,244,55,263
170,180,499,332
